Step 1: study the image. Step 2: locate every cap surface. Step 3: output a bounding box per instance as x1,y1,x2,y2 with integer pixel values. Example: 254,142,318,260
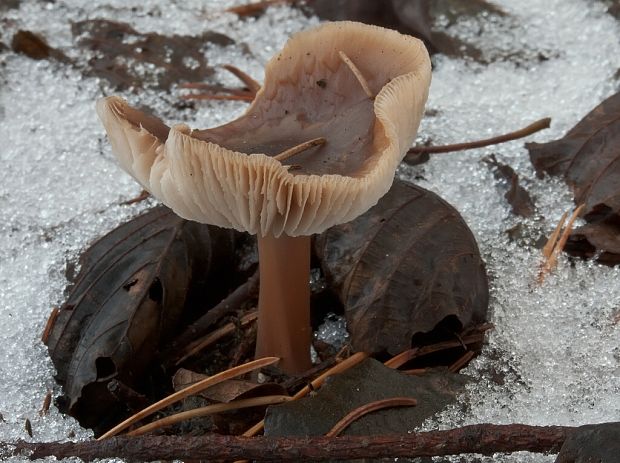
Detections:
97,21,431,236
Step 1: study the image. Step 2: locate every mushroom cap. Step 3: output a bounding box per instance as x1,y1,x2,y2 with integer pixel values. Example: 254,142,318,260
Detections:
97,21,431,236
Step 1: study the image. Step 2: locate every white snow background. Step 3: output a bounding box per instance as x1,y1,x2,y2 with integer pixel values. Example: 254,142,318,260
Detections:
0,1,619,462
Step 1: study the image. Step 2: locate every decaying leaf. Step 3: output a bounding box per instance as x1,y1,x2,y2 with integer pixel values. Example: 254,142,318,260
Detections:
301,0,505,60
265,358,467,437
71,19,234,90
527,91,620,264
314,179,489,355
484,154,536,217
172,369,286,403
565,219,620,266
11,30,69,62
45,206,234,433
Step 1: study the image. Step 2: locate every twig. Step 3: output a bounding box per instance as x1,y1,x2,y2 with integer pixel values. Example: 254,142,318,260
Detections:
338,50,374,99
273,137,326,162
448,351,476,373
221,64,261,95
180,65,260,101
226,0,295,16
98,357,278,439
280,356,337,391
120,189,150,205
7,423,582,460
41,307,60,343
127,395,292,437
164,270,259,365
384,327,490,370
181,92,255,102
538,204,585,284
229,323,257,368
38,391,52,417
384,348,420,369
326,398,418,437
175,311,258,366
405,117,551,160
542,212,568,259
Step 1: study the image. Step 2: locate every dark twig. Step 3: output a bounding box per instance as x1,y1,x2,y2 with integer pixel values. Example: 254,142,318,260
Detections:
386,325,492,370
280,356,338,391
405,117,551,161
120,189,150,205
6,423,583,460
448,351,476,373
226,0,297,16
163,270,260,365
326,398,418,437
180,65,260,102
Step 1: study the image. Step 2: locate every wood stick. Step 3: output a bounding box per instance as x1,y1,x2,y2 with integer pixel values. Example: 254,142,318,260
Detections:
326,398,418,437
7,423,582,460
542,212,568,259
175,311,258,366
164,270,259,365
338,50,374,98
273,137,326,162
406,117,551,158
127,395,292,437
98,357,278,439
221,64,261,95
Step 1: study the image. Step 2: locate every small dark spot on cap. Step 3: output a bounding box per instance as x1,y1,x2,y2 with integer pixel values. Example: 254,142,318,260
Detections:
316,79,327,88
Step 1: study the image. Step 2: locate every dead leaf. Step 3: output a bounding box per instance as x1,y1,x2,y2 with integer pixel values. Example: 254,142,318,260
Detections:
301,0,505,60
71,19,234,90
11,30,69,62
527,91,620,264
264,358,467,437
45,206,234,433
314,179,489,355
484,154,535,217
564,219,620,266
173,369,286,403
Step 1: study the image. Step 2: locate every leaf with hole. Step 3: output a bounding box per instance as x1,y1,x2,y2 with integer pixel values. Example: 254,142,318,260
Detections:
314,179,489,355
44,206,234,434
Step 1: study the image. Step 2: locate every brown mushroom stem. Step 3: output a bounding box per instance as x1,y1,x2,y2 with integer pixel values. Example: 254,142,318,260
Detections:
255,234,312,374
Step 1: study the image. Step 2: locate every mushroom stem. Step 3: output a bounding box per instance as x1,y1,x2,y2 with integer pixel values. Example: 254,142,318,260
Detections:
338,50,374,99
255,234,312,374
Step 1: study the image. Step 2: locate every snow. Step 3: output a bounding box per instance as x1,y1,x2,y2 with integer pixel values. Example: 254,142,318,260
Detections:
0,0,618,461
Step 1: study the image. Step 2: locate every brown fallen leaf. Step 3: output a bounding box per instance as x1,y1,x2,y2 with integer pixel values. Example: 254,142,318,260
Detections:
484,154,536,217
11,30,69,62
314,179,489,355
71,20,234,90
527,91,620,265
45,206,235,434
173,370,286,403
302,0,505,61
565,218,620,266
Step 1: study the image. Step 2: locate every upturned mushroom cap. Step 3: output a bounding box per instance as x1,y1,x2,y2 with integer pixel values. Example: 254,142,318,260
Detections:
97,21,431,236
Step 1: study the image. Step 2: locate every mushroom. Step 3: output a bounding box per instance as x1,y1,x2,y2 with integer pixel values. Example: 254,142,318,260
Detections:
96,21,431,374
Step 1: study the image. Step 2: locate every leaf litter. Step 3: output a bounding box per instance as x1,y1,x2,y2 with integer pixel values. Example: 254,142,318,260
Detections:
0,0,619,462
